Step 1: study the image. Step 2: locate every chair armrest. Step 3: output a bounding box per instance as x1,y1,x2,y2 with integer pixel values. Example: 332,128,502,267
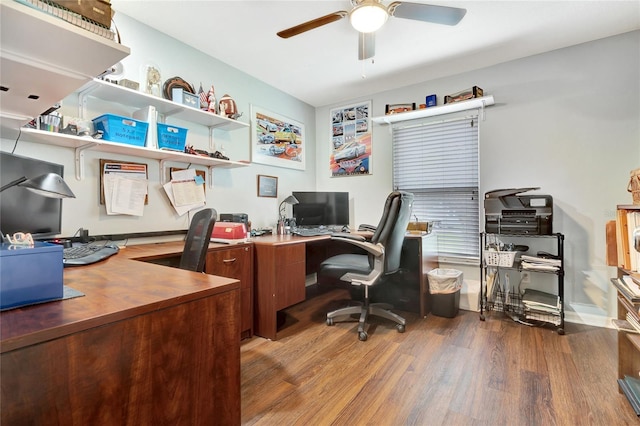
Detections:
331,232,366,242
331,234,384,257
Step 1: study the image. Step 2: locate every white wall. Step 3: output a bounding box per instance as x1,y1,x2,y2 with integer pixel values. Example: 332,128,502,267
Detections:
315,30,640,326
1,13,317,237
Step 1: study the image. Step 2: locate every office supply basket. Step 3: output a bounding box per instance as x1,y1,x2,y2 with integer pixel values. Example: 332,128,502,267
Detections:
157,123,188,151
483,250,517,267
92,114,148,146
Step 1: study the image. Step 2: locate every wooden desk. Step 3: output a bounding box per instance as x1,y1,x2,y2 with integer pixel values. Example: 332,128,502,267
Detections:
1,241,241,425
136,241,254,339
251,233,437,340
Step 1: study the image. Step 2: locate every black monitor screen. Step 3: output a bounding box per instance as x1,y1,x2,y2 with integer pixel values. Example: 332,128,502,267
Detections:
292,191,349,227
0,152,64,239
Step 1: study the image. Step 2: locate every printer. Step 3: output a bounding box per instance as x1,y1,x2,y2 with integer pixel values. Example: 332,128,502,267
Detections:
484,187,553,235
220,213,249,227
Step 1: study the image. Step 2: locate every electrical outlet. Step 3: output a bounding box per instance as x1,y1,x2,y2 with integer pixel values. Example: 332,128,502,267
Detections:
521,272,531,285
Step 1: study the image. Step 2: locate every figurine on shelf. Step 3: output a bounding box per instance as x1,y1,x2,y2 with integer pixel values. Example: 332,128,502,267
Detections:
219,94,238,119
198,83,208,110
206,85,217,114
218,101,227,118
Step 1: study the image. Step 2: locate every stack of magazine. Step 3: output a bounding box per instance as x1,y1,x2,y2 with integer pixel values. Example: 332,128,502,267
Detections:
522,288,561,325
520,254,561,272
619,375,640,416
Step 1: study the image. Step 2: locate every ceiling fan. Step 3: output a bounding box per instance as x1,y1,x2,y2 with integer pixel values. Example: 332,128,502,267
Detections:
277,0,467,60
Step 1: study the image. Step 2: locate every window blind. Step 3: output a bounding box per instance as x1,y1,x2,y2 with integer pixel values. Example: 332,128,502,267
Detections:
392,115,479,259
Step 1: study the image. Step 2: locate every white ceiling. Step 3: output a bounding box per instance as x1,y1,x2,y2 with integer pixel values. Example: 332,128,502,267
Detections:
111,0,640,107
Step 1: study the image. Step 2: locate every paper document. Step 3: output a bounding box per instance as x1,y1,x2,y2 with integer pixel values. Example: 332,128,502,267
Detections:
110,175,147,216
102,162,148,216
163,168,206,216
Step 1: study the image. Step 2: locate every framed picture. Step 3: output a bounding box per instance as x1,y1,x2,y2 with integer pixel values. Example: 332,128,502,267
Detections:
257,174,278,198
330,100,372,177
250,105,305,170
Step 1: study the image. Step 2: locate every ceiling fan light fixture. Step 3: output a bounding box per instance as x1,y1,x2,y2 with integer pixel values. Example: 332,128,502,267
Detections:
350,1,388,33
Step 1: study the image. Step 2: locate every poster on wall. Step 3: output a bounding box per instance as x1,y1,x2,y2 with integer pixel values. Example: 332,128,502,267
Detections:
250,105,305,171
330,101,372,177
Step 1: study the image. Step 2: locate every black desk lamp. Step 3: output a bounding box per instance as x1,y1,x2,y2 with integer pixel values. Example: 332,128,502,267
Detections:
279,195,299,221
1,173,75,242
0,173,75,198
277,195,299,235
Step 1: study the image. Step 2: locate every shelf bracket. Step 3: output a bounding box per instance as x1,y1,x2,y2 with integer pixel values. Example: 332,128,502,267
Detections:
209,126,215,152
160,159,169,184
74,142,98,180
208,166,214,188
77,82,98,119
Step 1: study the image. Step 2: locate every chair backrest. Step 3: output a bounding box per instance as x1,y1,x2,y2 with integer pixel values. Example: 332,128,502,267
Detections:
179,208,217,272
370,191,414,274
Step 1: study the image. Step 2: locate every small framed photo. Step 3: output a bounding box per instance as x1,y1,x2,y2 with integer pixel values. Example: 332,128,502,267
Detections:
257,174,278,198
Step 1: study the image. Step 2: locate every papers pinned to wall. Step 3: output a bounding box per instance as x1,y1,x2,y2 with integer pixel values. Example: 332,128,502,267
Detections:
100,160,148,216
163,168,206,216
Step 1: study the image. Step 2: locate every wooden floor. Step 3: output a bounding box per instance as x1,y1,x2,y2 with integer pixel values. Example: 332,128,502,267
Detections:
240,287,639,425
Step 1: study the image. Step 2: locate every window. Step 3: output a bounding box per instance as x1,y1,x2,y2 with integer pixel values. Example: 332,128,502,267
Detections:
392,115,480,261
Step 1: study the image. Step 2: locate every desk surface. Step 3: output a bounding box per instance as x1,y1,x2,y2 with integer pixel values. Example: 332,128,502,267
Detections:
0,241,240,353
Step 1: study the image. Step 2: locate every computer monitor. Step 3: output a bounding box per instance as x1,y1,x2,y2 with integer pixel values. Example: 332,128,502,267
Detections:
0,152,64,239
292,191,349,227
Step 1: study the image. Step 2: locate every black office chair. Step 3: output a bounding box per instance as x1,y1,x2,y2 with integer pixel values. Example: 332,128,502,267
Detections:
179,208,217,272
318,191,414,341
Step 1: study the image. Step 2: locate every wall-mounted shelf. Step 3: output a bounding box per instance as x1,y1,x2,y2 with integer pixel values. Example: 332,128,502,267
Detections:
18,128,249,184
371,95,495,125
77,79,249,131
0,1,130,128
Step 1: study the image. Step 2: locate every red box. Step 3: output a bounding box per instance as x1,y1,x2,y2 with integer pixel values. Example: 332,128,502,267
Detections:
211,222,247,243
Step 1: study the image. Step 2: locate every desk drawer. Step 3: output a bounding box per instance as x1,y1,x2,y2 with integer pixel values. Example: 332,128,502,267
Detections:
206,245,253,337
207,246,252,289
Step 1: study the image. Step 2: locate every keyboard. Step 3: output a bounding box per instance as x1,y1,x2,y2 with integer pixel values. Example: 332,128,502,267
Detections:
292,228,333,237
63,243,119,267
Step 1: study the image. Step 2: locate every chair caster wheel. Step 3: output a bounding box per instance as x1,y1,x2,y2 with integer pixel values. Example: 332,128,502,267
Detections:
326,318,334,326
358,331,368,341
396,324,405,333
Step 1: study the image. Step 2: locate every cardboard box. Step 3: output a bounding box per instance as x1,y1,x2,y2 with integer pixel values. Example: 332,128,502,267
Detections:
51,0,113,28
444,86,484,104
0,242,63,309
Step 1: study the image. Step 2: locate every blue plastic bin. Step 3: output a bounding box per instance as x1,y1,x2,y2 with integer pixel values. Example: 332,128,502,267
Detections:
157,123,188,151
92,114,149,146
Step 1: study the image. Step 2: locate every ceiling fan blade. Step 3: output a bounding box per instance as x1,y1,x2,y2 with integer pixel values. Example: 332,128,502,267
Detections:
388,2,467,26
358,32,375,60
277,11,348,38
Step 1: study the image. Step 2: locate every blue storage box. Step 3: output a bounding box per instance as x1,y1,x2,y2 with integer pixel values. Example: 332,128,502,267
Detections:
92,114,149,146
0,242,63,309
426,94,437,107
157,123,188,151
